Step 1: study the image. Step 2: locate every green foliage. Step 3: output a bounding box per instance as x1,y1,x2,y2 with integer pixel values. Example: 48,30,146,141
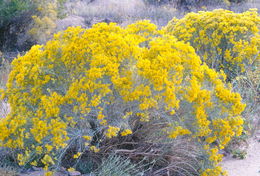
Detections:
231,149,247,159
0,0,34,27
94,155,143,176
0,148,19,175
57,0,68,18
232,68,259,118
231,68,260,139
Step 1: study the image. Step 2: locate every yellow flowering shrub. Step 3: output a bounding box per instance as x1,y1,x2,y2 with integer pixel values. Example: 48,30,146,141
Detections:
0,21,245,175
164,9,260,79
29,0,65,44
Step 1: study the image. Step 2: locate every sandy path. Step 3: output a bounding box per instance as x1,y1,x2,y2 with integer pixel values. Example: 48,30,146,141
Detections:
221,136,260,176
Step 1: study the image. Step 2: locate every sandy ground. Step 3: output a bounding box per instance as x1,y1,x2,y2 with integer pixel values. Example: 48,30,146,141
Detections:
222,134,260,176
0,101,9,118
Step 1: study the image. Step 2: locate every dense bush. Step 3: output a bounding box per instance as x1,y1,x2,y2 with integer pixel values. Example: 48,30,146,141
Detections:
29,0,67,44
0,21,245,175
0,0,34,27
0,0,67,52
232,67,259,133
0,0,36,52
164,9,260,80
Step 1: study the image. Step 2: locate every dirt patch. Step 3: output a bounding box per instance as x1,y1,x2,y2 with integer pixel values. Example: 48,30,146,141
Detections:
221,135,260,176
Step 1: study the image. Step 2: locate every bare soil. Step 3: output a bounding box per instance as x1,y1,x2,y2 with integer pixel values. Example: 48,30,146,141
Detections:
222,134,260,176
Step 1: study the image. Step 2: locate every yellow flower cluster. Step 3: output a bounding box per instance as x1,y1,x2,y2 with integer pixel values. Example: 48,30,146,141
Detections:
168,126,191,138
83,135,92,141
106,126,120,138
73,152,82,159
29,0,59,43
201,166,227,176
164,9,260,79
89,146,100,153
0,20,246,175
121,129,133,136
42,154,55,166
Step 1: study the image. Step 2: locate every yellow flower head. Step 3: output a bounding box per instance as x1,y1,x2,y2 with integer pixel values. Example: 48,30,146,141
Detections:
121,129,133,136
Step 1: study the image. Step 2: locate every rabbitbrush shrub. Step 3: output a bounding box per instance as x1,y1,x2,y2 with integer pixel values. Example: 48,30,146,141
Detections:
0,21,245,175
164,9,260,80
29,0,67,44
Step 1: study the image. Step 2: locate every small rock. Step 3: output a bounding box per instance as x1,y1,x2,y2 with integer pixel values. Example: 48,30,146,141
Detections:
18,171,45,176
56,15,86,31
32,166,43,171
54,171,69,176
69,171,81,176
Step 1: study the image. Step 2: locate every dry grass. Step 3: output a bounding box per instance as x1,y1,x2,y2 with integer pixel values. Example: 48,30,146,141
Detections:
0,148,19,176
62,0,260,29
0,168,17,176
0,57,10,118
94,119,203,176
66,0,179,27
0,100,9,118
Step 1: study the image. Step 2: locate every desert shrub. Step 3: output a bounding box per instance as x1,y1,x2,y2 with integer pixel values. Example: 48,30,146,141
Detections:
0,56,11,88
29,0,67,44
0,21,245,175
0,148,18,169
93,154,144,176
0,167,17,176
0,57,10,118
232,67,259,134
0,0,67,51
0,0,34,27
164,9,260,80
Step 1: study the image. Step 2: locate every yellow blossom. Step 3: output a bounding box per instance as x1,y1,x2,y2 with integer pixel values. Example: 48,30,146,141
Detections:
121,129,133,136
90,146,100,153
73,152,82,159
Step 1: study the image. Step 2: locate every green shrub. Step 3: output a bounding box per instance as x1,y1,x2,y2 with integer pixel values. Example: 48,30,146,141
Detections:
93,154,143,176
232,68,260,134
0,0,34,27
